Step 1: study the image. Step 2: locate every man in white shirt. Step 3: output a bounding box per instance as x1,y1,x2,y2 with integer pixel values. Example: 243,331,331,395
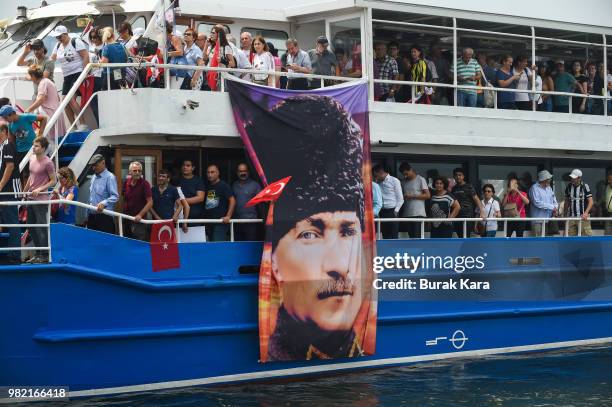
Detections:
373,164,403,239
227,34,252,79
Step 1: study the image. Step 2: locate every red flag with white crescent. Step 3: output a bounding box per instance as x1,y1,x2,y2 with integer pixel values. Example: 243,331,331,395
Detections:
150,220,180,272
245,176,291,207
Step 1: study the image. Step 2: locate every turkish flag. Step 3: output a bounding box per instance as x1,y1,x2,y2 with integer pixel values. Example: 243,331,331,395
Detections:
207,40,220,91
150,221,180,272
246,176,291,207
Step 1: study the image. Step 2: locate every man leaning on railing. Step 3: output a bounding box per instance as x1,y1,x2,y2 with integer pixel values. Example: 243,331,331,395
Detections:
563,169,593,236
87,154,118,234
528,170,558,237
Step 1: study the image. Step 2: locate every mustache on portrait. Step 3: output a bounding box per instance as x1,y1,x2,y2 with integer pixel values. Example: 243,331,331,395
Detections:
317,278,355,300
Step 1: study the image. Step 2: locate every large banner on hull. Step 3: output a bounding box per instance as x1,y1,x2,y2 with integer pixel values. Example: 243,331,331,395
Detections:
227,78,377,362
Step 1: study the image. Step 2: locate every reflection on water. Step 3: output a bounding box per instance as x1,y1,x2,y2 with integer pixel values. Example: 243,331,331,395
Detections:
66,345,612,407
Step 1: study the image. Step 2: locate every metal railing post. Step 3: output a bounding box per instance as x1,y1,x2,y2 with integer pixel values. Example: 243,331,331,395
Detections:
420,220,425,239
604,35,608,116
569,96,572,113
503,220,507,237
118,216,123,237
46,202,52,263
578,218,583,237
463,220,467,238
377,218,382,239
452,17,457,107
230,221,235,242
565,220,569,236
542,221,546,237
531,26,537,111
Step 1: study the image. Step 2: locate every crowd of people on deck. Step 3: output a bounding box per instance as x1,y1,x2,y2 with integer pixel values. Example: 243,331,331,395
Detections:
372,163,612,239
373,42,612,114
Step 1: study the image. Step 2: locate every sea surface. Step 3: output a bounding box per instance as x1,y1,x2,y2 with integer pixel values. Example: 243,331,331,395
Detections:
61,345,612,407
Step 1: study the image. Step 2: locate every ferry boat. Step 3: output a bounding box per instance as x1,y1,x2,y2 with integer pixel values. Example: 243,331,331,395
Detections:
1,0,612,399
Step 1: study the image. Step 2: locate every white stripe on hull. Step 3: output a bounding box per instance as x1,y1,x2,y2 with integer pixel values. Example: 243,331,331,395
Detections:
67,336,612,398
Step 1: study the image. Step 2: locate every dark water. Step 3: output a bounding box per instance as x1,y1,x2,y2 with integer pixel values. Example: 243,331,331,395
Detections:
63,345,612,406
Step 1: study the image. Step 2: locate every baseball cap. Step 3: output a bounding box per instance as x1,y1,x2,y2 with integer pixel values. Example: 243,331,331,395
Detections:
49,25,68,37
30,39,45,50
316,36,329,45
569,169,583,179
537,170,553,182
0,105,16,117
88,154,105,165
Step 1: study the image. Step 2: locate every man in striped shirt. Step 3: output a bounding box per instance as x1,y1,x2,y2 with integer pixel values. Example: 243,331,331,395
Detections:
563,169,593,236
452,47,481,108
373,164,403,239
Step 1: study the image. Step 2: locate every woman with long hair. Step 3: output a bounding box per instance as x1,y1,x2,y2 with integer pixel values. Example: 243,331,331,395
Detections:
54,167,79,225
538,64,554,112
250,36,275,87
408,44,430,103
99,26,128,89
512,55,532,110
428,176,460,238
24,65,66,146
267,42,282,88
571,60,588,113
203,25,236,90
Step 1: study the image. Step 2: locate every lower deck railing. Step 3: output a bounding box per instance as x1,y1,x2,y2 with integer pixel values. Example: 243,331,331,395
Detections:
0,199,610,264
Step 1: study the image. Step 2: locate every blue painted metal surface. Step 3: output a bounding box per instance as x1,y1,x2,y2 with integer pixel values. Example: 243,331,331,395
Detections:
1,224,611,394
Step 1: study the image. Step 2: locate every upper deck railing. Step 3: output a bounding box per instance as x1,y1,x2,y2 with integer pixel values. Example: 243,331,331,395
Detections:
13,59,612,173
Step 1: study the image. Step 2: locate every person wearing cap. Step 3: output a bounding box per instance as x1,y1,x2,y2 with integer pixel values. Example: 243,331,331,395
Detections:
87,153,118,234
49,25,89,128
0,105,47,167
285,38,312,90
307,36,337,89
563,169,593,236
17,39,55,97
529,170,559,237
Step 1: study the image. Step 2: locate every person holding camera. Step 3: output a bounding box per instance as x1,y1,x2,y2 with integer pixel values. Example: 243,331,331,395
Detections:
202,25,236,90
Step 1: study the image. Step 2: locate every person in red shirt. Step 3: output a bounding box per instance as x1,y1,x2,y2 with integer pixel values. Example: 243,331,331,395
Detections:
123,161,152,240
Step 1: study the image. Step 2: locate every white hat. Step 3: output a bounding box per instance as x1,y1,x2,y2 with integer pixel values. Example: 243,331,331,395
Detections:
537,170,553,182
133,27,145,38
49,25,68,37
569,169,583,179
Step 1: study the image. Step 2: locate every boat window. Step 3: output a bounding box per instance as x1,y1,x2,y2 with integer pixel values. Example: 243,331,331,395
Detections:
41,14,127,54
131,16,147,32
395,161,464,189
197,23,230,36
241,27,288,55
330,18,362,77
0,18,52,69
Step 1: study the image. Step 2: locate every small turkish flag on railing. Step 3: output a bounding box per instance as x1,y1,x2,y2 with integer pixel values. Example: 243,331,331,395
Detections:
246,176,292,207
150,220,180,272
207,40,220,91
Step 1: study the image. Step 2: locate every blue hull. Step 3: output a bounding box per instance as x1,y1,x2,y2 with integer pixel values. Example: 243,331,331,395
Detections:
2,224,612,397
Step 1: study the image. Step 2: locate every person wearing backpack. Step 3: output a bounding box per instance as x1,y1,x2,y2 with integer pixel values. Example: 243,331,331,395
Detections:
99,27,128,90
502,176,530,237
49,25,89,129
